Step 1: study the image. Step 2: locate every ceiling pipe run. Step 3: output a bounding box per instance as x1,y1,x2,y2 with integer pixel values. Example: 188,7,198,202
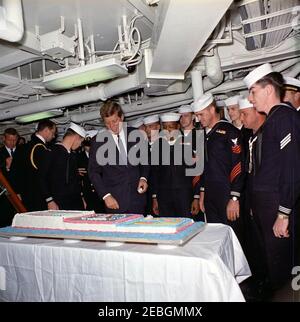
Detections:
0,70,143,120
204,48,223,86
1,58,298,122
0,0,24,42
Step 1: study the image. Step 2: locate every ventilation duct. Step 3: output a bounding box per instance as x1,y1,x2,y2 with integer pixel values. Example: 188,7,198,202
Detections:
145,0,233,79
0,0,24,42
239,0,299,50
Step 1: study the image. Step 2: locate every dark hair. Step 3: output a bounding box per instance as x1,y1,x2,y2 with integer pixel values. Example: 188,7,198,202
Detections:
63,128,79,139
4,127,18,136
17,136,26,144
209,100,222,114
256,72,285,101
37,119,56,132
100,101,123,120
82,137,91,147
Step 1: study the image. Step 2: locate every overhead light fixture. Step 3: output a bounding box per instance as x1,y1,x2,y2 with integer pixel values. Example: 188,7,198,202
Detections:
43,58,128,91
15,109,64,123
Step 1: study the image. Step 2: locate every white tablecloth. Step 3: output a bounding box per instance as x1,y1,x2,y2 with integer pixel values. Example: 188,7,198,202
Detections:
0,223,251,302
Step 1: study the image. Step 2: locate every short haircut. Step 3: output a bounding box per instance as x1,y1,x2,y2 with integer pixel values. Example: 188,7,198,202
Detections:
37,119,56,132
63,128,79,139
209,100,222,114
256,72,285,101
100,101,123,120
4,128,18,136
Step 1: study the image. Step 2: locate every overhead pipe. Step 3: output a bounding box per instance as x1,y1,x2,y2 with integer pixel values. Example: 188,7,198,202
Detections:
201,58,300,94
191,70,203,101
0,0,24,42
71,88,194,123
0,71,142,120
283,62,300,77
204,48,223,85
1,58,298,121
77,18,85,66
0,85,106,120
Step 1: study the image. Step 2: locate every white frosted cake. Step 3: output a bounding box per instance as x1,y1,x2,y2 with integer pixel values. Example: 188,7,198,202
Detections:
62,213,143,231
12,210,95,230
12,211,195,234
12,211,143,232
116,217,194,234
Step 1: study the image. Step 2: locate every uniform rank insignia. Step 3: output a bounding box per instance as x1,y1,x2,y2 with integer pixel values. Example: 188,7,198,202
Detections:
216,129,226,134
231,138,241,154
231,138,238,145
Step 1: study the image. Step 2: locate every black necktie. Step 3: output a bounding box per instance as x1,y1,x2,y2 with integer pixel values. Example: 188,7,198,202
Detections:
117,134,127,165
10,149,14,157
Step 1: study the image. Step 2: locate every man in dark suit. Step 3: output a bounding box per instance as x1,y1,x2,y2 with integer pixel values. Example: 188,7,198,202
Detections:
88,101,149,214
0,128,19,226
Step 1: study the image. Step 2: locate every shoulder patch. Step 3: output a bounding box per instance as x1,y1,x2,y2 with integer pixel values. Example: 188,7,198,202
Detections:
216,129,226,135
30,143,47,170
231,138,238,145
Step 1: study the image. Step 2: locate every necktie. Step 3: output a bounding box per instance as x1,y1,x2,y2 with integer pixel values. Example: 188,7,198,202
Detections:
117,134,127,165
10,149,14,157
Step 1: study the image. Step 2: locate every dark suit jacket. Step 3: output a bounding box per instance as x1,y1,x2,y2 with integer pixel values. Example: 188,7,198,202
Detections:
0,146,17,187
0,146,17,225
88,126,149,214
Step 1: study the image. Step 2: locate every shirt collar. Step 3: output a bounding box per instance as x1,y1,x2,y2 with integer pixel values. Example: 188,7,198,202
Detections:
35,133,46,144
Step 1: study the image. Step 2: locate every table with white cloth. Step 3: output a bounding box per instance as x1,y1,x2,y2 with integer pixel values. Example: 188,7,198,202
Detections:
0,223,251,302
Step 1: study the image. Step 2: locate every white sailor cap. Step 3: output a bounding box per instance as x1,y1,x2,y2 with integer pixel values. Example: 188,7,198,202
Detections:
68,122,86,138
143,114,160,125
224,95,240,107
243,63,273,89
191,93,214,112
238,97,253,110
128,117,144,128
86,130,98,138
178,105,193,114
160,112,180,123
284,76,300,91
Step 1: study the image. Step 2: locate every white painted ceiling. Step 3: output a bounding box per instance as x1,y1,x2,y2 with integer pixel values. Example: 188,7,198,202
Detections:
0,0,299,139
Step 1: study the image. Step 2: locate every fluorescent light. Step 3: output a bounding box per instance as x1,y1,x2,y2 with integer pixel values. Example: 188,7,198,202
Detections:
43,58,128,91
15,109,64,123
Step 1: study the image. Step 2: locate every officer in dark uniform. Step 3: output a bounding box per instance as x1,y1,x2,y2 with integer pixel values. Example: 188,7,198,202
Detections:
12,120,57,211
192,93,245,242
151,112,200,218
0,128,19,226
243,63,300,290
39,123,86,210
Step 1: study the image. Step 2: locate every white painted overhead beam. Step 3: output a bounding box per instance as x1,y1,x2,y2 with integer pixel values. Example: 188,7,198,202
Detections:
126,0,155,24
0,74,20,86
147,0,233,79
0,50,41,73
